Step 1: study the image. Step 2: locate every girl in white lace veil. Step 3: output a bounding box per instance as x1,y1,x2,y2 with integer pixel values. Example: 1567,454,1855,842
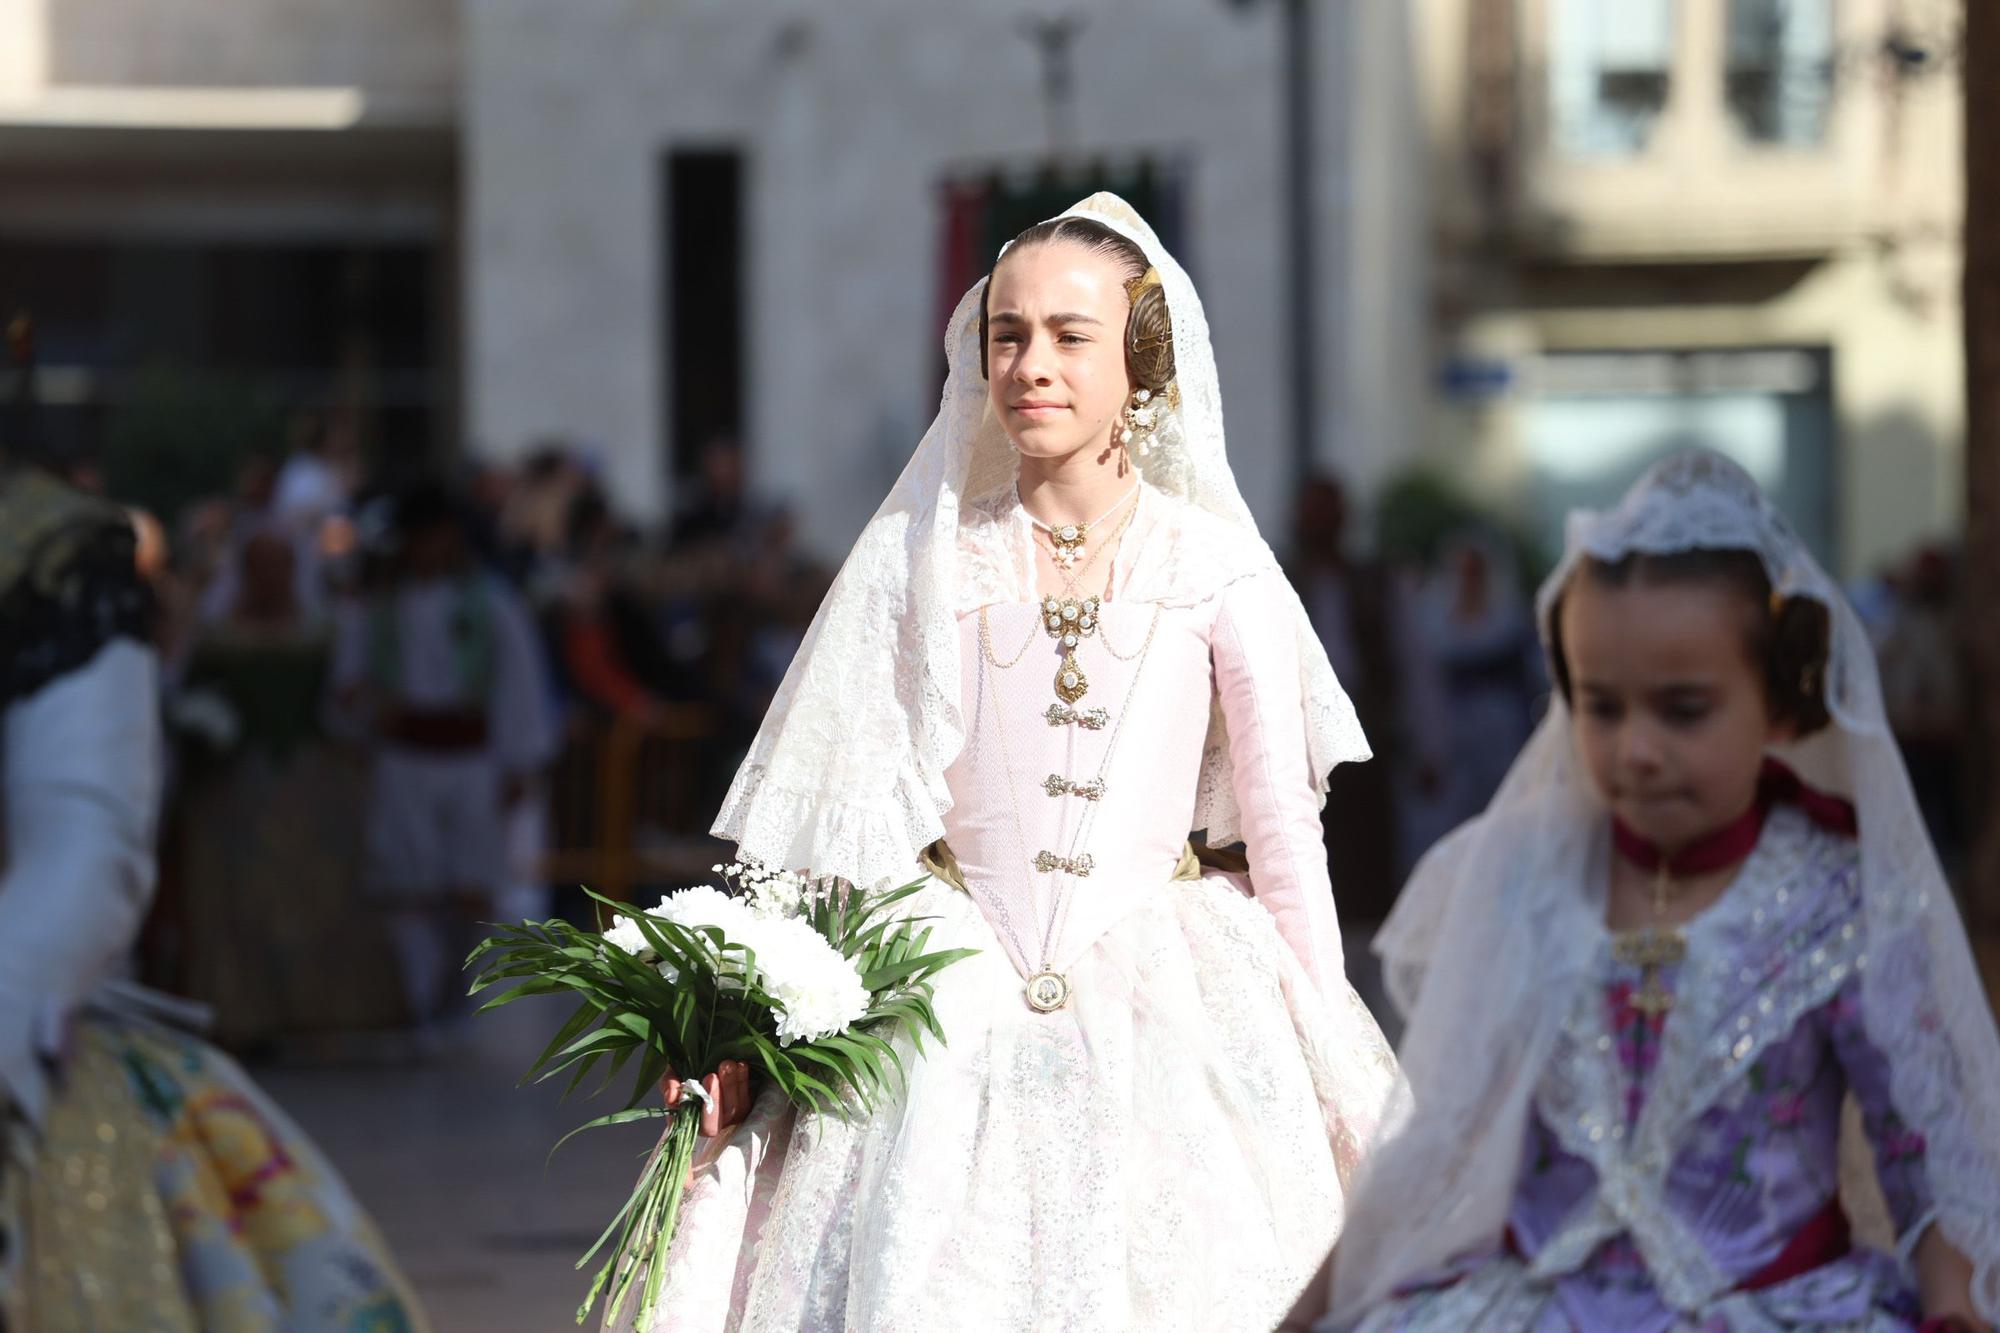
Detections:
615,192,1403,1332
1332,451,2000,1329
712,191,1366,888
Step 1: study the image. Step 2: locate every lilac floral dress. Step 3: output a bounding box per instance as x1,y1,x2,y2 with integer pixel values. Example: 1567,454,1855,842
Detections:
1356,805,1934,1332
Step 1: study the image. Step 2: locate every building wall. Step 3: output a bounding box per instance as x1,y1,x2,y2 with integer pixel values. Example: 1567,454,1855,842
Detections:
1,0,456,120
463,0,1422,558
1415,0,1964,578
0,1,462,470
1323,0,1433,509
0,0,457,242
1,0,1429,557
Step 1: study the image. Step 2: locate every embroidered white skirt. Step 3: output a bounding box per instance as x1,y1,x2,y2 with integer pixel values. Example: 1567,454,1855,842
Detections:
611,874,1398,1333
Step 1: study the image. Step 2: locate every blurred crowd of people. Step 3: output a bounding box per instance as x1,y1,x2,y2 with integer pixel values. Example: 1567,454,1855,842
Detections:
1287,474,1544,924
50,420,1975,1063
112,415,829,1057
1862,541,1973,879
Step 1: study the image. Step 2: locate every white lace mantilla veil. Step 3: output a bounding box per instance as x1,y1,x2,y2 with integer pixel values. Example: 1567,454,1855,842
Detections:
712,191,1369,890
1330,451,2000,1323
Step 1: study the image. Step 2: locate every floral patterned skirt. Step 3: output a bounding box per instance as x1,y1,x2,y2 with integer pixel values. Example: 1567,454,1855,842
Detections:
1351,1247,1921,1333
1,1015,427,1332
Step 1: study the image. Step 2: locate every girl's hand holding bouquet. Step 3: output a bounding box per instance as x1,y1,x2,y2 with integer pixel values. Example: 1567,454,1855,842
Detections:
467,860,973,1326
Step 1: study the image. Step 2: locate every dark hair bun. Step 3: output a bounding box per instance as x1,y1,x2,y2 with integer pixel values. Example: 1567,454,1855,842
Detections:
1770,594,1832,734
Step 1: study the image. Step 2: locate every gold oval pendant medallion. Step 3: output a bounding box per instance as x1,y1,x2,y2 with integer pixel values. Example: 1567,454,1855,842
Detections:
1025,971,1070,1013
1053,651,1090,704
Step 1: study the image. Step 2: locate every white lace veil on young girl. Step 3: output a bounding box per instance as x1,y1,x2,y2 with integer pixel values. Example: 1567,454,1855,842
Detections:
1332,451,2000,1323
711,192,1367,890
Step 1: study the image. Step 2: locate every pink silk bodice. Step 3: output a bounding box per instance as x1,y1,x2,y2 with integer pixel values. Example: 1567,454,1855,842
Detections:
942,567,1346,995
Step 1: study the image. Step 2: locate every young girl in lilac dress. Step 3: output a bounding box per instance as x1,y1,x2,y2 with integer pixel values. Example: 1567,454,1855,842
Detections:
1332,452,2000,1332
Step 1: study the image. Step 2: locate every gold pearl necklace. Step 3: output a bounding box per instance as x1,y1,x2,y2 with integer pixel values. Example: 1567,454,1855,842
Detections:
1024,482,1139,571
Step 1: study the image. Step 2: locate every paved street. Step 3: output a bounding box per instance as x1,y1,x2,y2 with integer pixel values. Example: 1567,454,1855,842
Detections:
259,1002,658,1332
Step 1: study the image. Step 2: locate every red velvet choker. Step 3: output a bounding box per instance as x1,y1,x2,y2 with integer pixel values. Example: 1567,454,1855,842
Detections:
1612,758,1857,878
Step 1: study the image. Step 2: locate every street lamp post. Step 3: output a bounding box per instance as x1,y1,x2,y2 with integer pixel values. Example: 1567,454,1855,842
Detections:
1227,0,1317,484
1284,0,1315,485
1020,14,1089,160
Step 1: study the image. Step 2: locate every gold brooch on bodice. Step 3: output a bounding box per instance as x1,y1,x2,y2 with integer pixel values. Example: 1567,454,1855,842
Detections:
1043,774,1106,801
1041,595,1100,703
1034,851,1094,877
1045,702,1109,730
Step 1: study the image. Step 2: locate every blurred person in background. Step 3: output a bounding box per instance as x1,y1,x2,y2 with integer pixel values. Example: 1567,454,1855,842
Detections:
164,524,406,1053
668,435,758,555
549,488,692,725
330,480,556,1050
272,408,360,532
0,446,427,1329
1877,543,1967,877
191,450,320,640
462,456,514,571
155,493,240,673
733,502,832,722
1287,473,1446,922
497,439,592,593
270,410,362,623
1399,528,1543,860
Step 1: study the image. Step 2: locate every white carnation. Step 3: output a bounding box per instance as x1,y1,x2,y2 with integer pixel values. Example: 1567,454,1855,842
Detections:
649,885,760,943
601,914,655,960
638,885,760,986
628,883,867,1045
736,914,869,1046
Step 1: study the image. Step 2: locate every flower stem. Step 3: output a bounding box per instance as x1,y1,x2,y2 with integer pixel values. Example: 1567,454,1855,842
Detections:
589,1107,701,1327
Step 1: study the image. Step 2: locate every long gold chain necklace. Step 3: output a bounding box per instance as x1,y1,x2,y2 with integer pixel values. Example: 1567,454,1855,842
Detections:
979,605,1040,670
1093,603,1154,662
976,600,1164,1012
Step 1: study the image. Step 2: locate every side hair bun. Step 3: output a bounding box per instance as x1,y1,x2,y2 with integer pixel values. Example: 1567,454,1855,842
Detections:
1770,593,1833,734
1123,269,1177,391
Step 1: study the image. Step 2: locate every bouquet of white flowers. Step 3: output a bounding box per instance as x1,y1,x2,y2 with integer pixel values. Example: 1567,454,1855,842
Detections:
466,861,972,1326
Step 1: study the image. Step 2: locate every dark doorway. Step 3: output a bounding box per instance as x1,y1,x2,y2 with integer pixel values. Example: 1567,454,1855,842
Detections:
664,150,746,483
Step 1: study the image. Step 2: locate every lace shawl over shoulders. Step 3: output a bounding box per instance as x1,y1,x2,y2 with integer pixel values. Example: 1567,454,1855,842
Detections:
954,489,1030,612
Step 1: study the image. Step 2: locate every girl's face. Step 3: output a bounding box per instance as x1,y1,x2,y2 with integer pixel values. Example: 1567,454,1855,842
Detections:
985,241,1134,463
1560,575,1791,852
